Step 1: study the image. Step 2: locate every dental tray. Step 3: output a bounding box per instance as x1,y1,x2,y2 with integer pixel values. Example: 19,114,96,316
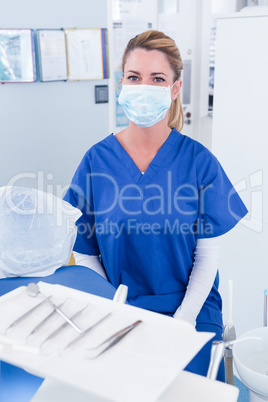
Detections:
0,282,213,402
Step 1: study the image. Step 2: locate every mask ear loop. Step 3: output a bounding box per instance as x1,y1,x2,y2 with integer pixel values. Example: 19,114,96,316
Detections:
116,80,123,96
170,80,181,103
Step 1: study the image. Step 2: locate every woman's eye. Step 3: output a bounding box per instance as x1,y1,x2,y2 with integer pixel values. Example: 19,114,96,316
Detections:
127,76,139,81
154,77,165,83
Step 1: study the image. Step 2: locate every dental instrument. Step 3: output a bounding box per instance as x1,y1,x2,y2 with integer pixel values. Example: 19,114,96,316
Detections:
3,297,51,335
27,283,82,333
207,336,262,381
61,284,130,354
86,320,142,359
222,279,236,385
25,301,65,340
62,312,112,351
39,304,89,348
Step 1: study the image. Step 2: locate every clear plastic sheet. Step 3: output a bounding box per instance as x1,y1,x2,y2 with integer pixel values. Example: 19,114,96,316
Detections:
0,29,36,83
0,186,82,278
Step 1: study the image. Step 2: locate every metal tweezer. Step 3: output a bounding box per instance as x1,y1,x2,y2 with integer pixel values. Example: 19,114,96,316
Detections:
3,296,52,335
40,304,89,348
86,320,142,359
62,312,112,351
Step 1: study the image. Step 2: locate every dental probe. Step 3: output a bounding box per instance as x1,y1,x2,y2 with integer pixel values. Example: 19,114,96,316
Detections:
62,312,112,351
25,301,66,340
3,297,52,335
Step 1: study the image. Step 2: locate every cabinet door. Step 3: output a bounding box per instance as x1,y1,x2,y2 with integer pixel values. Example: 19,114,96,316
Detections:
212,14,268,334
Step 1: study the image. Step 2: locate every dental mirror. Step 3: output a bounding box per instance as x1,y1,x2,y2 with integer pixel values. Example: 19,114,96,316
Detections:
27,282,40,297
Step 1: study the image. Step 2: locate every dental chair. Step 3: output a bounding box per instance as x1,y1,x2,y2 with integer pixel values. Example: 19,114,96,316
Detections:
0,187,239,401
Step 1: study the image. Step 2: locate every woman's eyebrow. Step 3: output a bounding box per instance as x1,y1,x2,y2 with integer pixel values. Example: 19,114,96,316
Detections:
151,72,167,77
126,70,141,75
125,70,168,77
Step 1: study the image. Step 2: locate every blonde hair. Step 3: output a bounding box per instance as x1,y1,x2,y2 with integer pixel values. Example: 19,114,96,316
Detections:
121,30,184,132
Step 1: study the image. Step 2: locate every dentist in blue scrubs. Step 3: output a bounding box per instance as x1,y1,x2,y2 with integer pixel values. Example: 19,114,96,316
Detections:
64,30,248,380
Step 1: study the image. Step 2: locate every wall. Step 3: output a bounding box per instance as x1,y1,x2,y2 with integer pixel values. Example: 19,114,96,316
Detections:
0,0,108,195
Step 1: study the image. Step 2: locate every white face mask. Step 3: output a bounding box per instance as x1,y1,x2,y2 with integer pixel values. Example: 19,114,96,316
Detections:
118,83,175,128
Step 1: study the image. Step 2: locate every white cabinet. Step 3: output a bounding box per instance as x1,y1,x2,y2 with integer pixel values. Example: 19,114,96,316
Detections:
212,8,268,335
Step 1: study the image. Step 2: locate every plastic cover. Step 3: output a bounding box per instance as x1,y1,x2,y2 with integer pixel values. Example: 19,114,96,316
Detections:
0,186,82,278
0,29,36,83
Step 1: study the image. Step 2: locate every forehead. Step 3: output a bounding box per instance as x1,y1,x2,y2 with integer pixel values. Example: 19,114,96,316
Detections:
124,48,172,74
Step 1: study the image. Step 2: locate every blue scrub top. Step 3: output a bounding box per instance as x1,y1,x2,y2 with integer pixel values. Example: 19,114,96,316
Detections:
64,128,248,328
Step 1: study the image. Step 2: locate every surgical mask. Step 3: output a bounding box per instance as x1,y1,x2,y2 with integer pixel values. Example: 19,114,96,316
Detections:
118,83,175,128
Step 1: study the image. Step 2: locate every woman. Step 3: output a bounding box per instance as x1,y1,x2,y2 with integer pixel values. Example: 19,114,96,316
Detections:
64,30,247,380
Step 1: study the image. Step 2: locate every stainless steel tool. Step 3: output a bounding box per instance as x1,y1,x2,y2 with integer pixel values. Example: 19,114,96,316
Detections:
3,296,51,335
86,320,142,359
62,312,112,351
40,304,89,348
25,301,66,341
27,282,82,333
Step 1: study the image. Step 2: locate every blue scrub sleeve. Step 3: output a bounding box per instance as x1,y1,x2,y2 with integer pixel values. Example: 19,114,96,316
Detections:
196,154,248,239
64,153,100,256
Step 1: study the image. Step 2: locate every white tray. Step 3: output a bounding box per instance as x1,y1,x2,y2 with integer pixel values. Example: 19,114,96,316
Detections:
0,282,214,402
